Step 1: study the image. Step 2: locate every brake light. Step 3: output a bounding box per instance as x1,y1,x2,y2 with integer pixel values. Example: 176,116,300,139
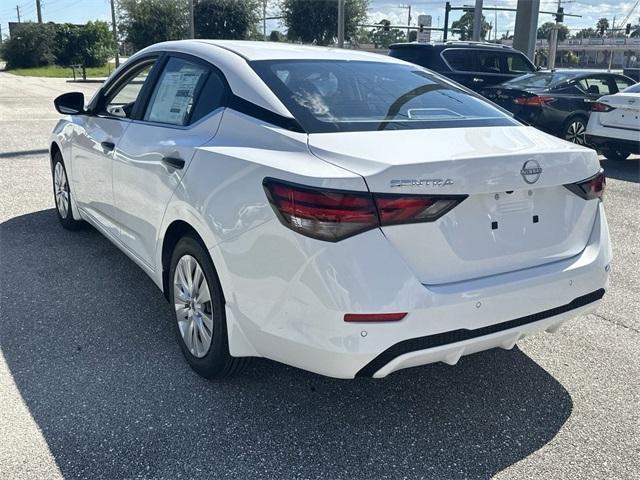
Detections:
564,171,605,200
344,312,407,322
591,102,615,112
263,178,467,241
513,95,555,106
374,194,464,226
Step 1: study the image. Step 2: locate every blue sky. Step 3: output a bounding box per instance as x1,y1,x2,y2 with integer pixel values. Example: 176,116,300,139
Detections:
1,0,638,42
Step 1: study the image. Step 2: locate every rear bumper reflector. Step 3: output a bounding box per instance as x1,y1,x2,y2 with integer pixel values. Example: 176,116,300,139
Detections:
355,288,605,378
344,312,407,322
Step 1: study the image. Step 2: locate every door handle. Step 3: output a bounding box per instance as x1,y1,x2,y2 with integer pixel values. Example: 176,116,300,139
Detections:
101,141,115,152
162,157,185,170
472,77,485,83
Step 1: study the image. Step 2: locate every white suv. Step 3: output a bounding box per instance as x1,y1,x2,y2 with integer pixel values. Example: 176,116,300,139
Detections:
50,41,611,379
586,82,640,161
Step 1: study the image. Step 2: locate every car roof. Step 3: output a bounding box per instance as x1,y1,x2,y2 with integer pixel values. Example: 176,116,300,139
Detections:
131,40,406,121
194,40,402,62
389,41,520,51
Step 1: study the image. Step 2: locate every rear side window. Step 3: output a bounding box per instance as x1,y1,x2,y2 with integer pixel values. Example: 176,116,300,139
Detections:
144,57,210,126
442,49,475,72
251,59,517,133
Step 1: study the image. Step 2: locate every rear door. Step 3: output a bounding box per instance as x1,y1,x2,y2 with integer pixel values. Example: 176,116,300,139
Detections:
439,48,478,89
111,54,228,268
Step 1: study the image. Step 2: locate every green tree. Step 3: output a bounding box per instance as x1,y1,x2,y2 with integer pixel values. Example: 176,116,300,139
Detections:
537,22,568,42
118,0,188,51
596,17,609,36
2,22,56,68
575,27,595,39
53,21,115,67
451,12,490,40
371,27,405,48
194,0,260,39
281,0,369,46
269,30,283,42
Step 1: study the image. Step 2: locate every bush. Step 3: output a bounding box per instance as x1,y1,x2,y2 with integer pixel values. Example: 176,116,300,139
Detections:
3,21,115,69
2,22,57,69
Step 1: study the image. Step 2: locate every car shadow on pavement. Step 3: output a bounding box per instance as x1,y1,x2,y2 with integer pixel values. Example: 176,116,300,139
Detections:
600,158,639,183
1,209,573,480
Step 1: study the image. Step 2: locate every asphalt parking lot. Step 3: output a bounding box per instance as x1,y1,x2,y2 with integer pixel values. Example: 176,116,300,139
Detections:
0,71,638,480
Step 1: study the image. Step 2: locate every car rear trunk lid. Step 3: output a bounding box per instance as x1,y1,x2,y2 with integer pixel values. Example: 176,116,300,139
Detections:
308,126,601,284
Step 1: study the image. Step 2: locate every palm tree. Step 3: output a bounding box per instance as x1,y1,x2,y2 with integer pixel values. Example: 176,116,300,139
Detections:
596,17,609,36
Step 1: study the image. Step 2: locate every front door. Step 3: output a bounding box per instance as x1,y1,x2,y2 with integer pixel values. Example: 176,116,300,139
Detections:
112,55,228,268
72,59,157,238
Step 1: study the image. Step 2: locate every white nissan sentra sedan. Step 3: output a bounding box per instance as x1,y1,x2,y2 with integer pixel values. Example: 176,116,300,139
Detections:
50,41,610,379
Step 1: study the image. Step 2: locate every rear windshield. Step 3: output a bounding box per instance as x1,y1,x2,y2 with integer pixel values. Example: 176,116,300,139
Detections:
502,72,576,88
624,82,640,93
251,60,517,133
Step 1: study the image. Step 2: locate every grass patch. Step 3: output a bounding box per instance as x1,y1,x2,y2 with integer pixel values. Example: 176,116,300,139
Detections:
7,65,113,78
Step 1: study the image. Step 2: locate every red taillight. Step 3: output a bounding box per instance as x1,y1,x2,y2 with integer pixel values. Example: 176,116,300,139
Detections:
513,95,555,106
344,313,407,322
263,178,378,242
263,178,467,242
591,102,615,112
565,171,606,200
375,194,464,226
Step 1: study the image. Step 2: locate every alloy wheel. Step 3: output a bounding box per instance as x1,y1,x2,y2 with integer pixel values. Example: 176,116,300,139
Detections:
173,255,214,358
54,162,69,219
565,120,586,145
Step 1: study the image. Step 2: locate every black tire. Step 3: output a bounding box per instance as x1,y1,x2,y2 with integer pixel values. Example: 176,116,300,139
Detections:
562,116,588,145
169,234,250,379
601,148,631,162
52,151,84,230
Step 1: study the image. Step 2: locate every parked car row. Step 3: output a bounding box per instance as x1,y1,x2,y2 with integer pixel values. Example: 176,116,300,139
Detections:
389,41,639,160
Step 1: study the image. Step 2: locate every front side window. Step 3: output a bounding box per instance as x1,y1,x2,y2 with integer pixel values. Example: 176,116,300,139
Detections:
476,51,501,73
505,53,532,74
577,77,612,96
251,60,517,133
144,57,210,126
104,61,155,118
614,77,634,92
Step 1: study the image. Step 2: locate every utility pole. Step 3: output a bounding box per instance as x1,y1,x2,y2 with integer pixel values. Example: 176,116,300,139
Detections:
263,0,267,40
399,5,412,39
36,0,42,23
188,0,195,39
337,0,345,48
16,5,21,22
443,2,450,40
472,0,483,41
608,16,617,71
110,0,120,68
548,0,563,70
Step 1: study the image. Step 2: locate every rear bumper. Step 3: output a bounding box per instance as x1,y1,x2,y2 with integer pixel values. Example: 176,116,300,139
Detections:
586,134,640,154
215,202,611,379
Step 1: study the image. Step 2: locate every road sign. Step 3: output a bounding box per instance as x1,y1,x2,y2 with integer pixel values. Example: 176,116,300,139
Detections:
417,14,432,43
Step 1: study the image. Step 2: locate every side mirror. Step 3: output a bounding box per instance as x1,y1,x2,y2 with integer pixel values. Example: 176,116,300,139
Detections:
54,92,86,115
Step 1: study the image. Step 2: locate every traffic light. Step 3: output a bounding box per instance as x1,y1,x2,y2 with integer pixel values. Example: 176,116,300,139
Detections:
626,23,632,35
555,7,564,23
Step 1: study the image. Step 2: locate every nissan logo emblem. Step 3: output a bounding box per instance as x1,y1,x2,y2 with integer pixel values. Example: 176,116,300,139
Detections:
521,159,542,184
